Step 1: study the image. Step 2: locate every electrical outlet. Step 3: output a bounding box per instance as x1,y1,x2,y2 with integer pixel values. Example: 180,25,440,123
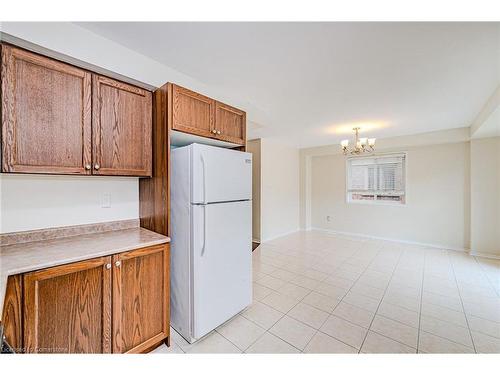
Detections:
326,215,332,222
101,193,111,208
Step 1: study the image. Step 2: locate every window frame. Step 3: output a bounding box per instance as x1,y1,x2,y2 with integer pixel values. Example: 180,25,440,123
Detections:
345,152,408,206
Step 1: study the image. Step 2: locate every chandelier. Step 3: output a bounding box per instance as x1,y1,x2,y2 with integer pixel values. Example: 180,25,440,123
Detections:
341,127,376,155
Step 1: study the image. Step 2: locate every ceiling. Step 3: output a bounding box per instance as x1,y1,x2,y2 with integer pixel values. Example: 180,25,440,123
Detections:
77,22,500,148
472,106,500,138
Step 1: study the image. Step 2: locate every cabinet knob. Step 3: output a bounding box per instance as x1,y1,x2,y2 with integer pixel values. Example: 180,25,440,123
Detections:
216,130,221,135
115,261,121,267
211,129,217,134
85,164,91,170
94,164,100,170
105,263,111,270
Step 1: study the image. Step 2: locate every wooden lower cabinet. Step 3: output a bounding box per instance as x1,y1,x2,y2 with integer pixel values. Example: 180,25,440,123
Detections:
112,244,169,353
1,243,169,354
1,274,23,352
23,256,112,353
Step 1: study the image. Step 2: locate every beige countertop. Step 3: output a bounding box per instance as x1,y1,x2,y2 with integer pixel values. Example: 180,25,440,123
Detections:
0,227,170,314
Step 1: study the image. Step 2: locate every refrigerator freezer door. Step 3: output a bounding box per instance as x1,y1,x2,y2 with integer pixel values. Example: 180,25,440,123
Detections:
191,200,252,340
191,144,252,204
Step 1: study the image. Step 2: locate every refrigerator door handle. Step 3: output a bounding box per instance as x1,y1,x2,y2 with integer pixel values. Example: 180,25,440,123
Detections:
200,153,208,205
201,204,208,256
200,153,208,256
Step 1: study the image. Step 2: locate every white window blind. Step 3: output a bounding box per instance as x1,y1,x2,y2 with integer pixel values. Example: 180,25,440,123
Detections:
347,154,406,204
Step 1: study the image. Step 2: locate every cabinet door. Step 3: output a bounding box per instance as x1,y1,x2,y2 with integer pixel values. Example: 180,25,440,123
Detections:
1,275,23,352
1,45,92,174
172,84,215,138
112,244,169,353
92,75,152,176
23,257,112,353
215,101,246,145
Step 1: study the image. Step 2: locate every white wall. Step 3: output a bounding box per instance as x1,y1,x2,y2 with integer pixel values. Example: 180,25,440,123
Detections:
470,137,500,257
246,139,262,242
260,139,300,241
0,22,227,234
0,175,138,233
301,129,472,250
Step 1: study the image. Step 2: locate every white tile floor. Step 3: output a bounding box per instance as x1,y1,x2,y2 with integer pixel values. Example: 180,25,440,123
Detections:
152,230,500,354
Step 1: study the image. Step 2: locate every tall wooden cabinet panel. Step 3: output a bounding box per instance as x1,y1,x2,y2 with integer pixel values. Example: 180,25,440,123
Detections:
139,84,170,236
171,84,215,138
1,274,23,352
23,257,112,353
1,45,92,174
112,244,169,353
215,101,246,145
92,75,152,176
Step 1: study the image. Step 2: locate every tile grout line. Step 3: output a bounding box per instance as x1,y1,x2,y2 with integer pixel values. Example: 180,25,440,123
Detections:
311,247,376,352
254,234,494,354
225,250,312,354
217,313,269,352
415,247,426,353
446,250,478,353
472,256,500,299
259,270,332,353
357,243,407,353
170,234,497,354
265,330,307,353
245,288,317,352
315,241,388,353
266,239,372,352
341,247,493,349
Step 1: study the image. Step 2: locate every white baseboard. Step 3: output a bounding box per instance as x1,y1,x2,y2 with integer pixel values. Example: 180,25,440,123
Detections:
469,251,500,260
261,228,301,243
310,227,469,253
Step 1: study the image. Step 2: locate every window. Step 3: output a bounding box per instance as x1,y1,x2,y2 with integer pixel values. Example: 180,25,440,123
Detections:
346,153,406,205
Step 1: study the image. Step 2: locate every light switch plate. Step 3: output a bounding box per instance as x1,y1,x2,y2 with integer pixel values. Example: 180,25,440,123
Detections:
101,193,111,208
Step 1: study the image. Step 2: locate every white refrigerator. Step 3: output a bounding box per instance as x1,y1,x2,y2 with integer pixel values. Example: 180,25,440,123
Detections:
170,143,252,343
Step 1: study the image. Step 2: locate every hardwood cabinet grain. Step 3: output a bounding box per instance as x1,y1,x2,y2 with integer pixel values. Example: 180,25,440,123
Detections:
92,75,152,177
112,244,169,353
1,274,23,352
3,244,169,354
1,44,153,177
139,82,247,241
1,45,92,174
23,257,112,353
172,84,215,138
169,83,246,146
215,101,246,145
139,84,170,236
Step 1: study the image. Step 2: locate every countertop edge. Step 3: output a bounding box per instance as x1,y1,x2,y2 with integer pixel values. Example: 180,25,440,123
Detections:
0,229,170,320
2,237,170,277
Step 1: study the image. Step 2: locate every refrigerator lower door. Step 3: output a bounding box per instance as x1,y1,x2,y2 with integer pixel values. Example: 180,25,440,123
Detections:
191,200,252,340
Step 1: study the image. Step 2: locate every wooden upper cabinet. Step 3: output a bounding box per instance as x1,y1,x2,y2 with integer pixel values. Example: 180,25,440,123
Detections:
112,244,169,353
169,83,246,146
92,75,152,177
23,256,112,353
1,45,153,177
1,45,92,174
215,101,246,145
171,84,215,138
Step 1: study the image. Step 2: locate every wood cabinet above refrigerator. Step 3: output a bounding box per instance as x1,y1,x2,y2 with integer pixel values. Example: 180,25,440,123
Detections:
170,83,246,146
